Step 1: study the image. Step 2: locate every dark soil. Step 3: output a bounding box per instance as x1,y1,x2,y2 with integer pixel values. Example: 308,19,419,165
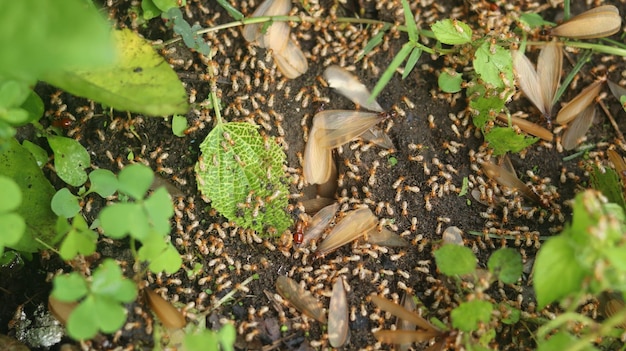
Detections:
3,0,626,350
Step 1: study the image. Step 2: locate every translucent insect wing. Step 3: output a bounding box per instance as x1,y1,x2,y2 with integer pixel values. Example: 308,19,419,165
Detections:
561,104,595,150
513,51,546,116
537,41,562,116
313,110,384,148
324,65,384,112
550,5,621,39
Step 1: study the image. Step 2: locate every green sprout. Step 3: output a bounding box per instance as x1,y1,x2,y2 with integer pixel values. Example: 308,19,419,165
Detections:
51,259,138,340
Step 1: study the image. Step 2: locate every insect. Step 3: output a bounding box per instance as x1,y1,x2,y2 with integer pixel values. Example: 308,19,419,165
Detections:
512,40,562,128
481,155,548,208
293,220,305,245
52,117,73,129
550,5,621,40
303,66,395,185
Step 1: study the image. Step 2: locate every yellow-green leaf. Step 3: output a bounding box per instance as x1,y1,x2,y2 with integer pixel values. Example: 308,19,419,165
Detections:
42,29,189,116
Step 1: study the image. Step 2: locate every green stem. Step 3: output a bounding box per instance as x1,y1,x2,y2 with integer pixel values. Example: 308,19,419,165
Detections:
527,40,626,57
34,238,60,254
566,305,626,351
553,49,592,106
536,312,596,340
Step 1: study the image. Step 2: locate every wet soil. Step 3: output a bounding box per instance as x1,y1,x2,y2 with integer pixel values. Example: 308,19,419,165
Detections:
3,0,626,350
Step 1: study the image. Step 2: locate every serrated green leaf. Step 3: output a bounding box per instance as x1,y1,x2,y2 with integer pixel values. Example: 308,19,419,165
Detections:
59,215,97,260
0,0,114,81
484,127,538,156
195,122,292,234
474,42,513,89
434,244,476,276
118,163,154,200
451,300,493,332
431,19,472,45
52,273,88,302
88,169,118,198
438,70,463,93
43,29,189,116
22,140,48,168
0,138,56,252
534,235,586,309
51,188,81,218
172,114,188,137
488,248,523,284
48,135,90,187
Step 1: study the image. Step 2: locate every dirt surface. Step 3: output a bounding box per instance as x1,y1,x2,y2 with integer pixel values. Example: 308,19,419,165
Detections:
3,0,626,350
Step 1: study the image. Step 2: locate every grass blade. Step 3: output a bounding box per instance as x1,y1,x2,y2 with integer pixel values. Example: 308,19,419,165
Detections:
216,0,244,20
370,42,413,102
402,47,422,79
400,0,418,43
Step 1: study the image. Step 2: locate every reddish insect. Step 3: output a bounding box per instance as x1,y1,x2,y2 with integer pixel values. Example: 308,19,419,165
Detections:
52,117,72,129
293,221,305,245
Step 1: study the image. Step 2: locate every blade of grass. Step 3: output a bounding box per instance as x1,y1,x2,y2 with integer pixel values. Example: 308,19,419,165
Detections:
400,0,419,43
216,0,244,20
552,50,592,106
402,47,422,79
357,24,391,61
369,42,414,102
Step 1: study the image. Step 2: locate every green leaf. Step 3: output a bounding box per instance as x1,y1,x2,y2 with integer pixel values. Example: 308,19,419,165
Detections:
590,166,626,211
51,188,81,218
59,215,97,260
88,169,118,198
0,213,25,255
402,47,422,79
431,19,472,45
0,138,57,252
48,135,90,186
91,259,137,302
218,324,236,351
118,164,154,200
143,187,174,236
141,0,162,20
357,24,390,61
534,235,586,309
434,244,476,276
484,127,538,156
370,42,414,103
400,0,418,43
438,70,463,93
0,0,114,80
0,175,22,212
487,248,522,284
152,0,182,12
474,42,513,89
93,297,128,333
499,302,520,324
0,80,30,108
100,203,150,240
19,90,45,125
42,29,189,116
217,0,244,20
537,331,585,351
22,140,48,168
451,300,493,332
519,13,554,29
52,272,88,302
138,233,182,274
195,122,292,235
470,94,505,128
172,114,188,137
67,296,100,340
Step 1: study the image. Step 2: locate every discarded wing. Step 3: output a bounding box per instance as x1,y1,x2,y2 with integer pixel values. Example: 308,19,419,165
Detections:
315,207,378,258
481,158,543,205
513,41,562,122
324,65,383,112
300,197,336,214
144,289,187,329
370,295,442,344
314,110,390,149
328,276,349,347
550,5,622,39
300,202,339,247
556,78,604,125
275,276,327,323
242,0,308,79
608,80,626,111
367,226,410,247
303,118,335,184
496,114,554,142
561,104,595,150
48,295,78,325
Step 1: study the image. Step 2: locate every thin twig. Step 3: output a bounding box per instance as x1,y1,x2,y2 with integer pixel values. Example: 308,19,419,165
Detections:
598,98,626,145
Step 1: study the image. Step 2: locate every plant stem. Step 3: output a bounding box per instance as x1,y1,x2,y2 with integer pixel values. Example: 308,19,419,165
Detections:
34,238,60,254
536,312,596,340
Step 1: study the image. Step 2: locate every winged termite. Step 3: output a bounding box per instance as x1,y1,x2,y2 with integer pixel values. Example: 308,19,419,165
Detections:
370,295,443,346
314,207,378,258
555,78,604,125
496,114,554,142
144,289,186,329
397,293,418,351
481,157,544,206
300,202,339,248
242,0,308,79
328,276,349,347
303,120,335,184
550,5,622,39
561,104,595,150
313,110,393,149
512,41,562,126
275,276,327,323
608,80,626,111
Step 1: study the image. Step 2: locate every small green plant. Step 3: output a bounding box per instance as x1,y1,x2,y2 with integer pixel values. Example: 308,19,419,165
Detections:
433,245,523,348
533,190,626,350
51,259,138,340
163,7,211,56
